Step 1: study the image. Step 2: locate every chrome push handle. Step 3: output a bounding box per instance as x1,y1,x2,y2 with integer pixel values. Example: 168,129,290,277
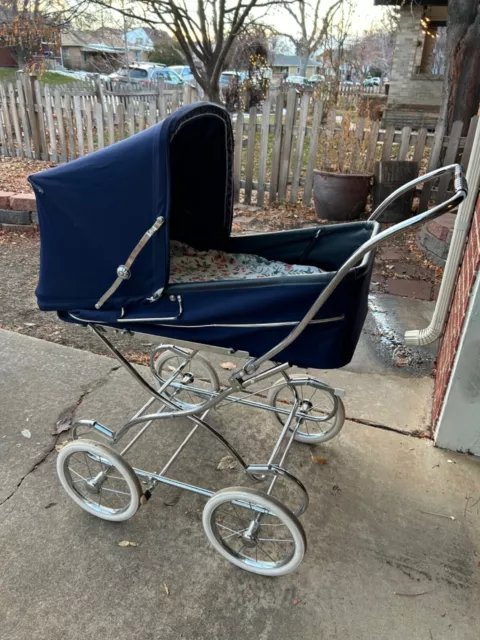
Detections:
239,164,467,376
368,163,467,222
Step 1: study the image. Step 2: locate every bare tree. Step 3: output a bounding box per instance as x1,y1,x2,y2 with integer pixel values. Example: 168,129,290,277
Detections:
439,0,480,135
85,0,287,102
278,0,342,77
322,0,353,98
0,0,64,66
347,26,395,81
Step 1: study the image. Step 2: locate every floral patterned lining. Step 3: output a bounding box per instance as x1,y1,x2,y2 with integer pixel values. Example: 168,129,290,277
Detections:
169,241,324,284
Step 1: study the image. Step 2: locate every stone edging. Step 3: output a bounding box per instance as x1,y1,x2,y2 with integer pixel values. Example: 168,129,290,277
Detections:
0,192,37,229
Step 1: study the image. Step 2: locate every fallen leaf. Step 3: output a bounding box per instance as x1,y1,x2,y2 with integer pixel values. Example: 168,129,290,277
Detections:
117,540,138,547
163,583,170,596
55,441,69,452
217,455,238,470
21,429,31,439
292,599,300,605
220,362,236,370
311,455,328,465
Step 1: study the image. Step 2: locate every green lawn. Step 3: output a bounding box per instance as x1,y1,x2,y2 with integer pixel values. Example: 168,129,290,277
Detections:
0,68,78,86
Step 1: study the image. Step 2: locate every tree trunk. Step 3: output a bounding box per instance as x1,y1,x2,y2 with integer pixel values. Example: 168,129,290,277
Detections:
298,52,309,78
439,0,480,135
205,81,221,104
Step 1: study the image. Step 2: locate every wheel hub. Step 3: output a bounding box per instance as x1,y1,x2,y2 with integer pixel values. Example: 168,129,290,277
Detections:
241,520,260,547
182,372,194,385
300,400,313,413
84,479,101,495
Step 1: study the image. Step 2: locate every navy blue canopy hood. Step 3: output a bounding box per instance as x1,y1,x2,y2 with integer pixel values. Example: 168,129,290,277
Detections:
29,102,234,311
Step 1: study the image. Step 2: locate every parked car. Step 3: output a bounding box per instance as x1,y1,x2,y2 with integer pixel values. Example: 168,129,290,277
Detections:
219,71,242,87
307,74,325,85
169,65,196,82
150,67,185,85
363,76,381,87
285,75,310,90
109,63,167,85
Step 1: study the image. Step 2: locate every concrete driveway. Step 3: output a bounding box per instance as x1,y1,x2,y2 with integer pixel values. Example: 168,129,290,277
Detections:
1,328,479,640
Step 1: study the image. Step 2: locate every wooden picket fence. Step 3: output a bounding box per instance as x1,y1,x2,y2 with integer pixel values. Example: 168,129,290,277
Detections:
0,73,197,163
235,90,478,207
0,77,477,207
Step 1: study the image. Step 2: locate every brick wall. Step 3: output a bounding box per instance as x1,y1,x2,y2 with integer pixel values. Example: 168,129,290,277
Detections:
432,196,480,424
0,47,18,68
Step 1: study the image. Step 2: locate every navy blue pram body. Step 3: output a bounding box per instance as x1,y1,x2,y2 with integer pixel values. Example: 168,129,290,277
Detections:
29,102,378,369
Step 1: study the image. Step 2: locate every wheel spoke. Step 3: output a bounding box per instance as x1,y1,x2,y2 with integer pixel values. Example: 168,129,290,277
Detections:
257,543,276,563
257,538,294,543
83,452,93,477
101,487,130,496
69,468,88,481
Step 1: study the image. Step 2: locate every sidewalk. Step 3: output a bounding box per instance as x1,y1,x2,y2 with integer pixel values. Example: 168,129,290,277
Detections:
1,328,479,640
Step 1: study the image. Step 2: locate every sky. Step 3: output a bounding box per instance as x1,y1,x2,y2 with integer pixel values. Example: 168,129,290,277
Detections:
253,0,388,39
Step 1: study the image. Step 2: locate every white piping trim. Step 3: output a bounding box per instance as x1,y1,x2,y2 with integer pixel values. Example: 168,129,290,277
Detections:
69,312,344,328
116,315,345,327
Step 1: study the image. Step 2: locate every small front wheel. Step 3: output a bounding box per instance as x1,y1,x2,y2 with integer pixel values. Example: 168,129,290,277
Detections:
57,440,142,522
203,487,306,576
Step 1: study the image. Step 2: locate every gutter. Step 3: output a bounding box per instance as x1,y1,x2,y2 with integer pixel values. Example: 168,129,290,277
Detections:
405,121,480,346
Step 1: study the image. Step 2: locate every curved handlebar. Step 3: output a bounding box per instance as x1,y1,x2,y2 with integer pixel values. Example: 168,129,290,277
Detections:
238,163,467,377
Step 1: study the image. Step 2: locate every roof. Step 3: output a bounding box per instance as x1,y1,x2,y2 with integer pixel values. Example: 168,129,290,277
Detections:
271,54,322,68
62,28,141,52
142,27,172,46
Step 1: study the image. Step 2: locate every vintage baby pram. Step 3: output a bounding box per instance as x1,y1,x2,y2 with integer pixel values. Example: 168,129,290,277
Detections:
29,102,467,576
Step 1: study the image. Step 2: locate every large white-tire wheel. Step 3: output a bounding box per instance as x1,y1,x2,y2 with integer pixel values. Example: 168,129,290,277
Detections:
267,377,345,444
154,351,219,409
57,439,142,522
203,487,306,576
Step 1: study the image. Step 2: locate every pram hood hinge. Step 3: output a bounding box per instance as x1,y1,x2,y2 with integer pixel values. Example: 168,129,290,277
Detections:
95,216,165,310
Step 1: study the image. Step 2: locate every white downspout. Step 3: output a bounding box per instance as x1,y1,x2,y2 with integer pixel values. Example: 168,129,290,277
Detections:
405,120,480,346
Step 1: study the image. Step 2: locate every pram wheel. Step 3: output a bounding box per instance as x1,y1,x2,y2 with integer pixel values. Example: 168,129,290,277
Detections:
267,377,345,444
56,440,142,522
153,351,219,408
202,487,306,576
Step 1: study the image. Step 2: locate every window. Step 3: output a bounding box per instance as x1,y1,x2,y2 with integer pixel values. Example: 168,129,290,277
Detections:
128,68,148,79
418,21,447,76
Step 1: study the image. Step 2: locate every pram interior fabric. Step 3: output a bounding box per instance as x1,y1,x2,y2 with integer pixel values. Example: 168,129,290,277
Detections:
29,102,379,369
169,241,324,283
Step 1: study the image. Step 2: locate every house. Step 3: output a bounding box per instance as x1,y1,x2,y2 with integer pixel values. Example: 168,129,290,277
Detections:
374,0,448,128
270,54,322,79
61,28,145,72
126,27,173,57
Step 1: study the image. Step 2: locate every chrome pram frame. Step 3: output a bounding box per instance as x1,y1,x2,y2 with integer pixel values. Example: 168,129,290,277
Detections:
57,165,467,577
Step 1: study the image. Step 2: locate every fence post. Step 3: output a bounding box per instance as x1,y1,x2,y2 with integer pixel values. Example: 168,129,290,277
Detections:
157,77,166,120
418,120,446,209
94,74,104,108
16,75,31,158
22,73,41,159
244,106,257,204
278,88,297,200
233,112,244,203
303,100,323,205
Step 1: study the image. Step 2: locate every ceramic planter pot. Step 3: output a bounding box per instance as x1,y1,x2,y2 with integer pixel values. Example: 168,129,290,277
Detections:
313,170,372,221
